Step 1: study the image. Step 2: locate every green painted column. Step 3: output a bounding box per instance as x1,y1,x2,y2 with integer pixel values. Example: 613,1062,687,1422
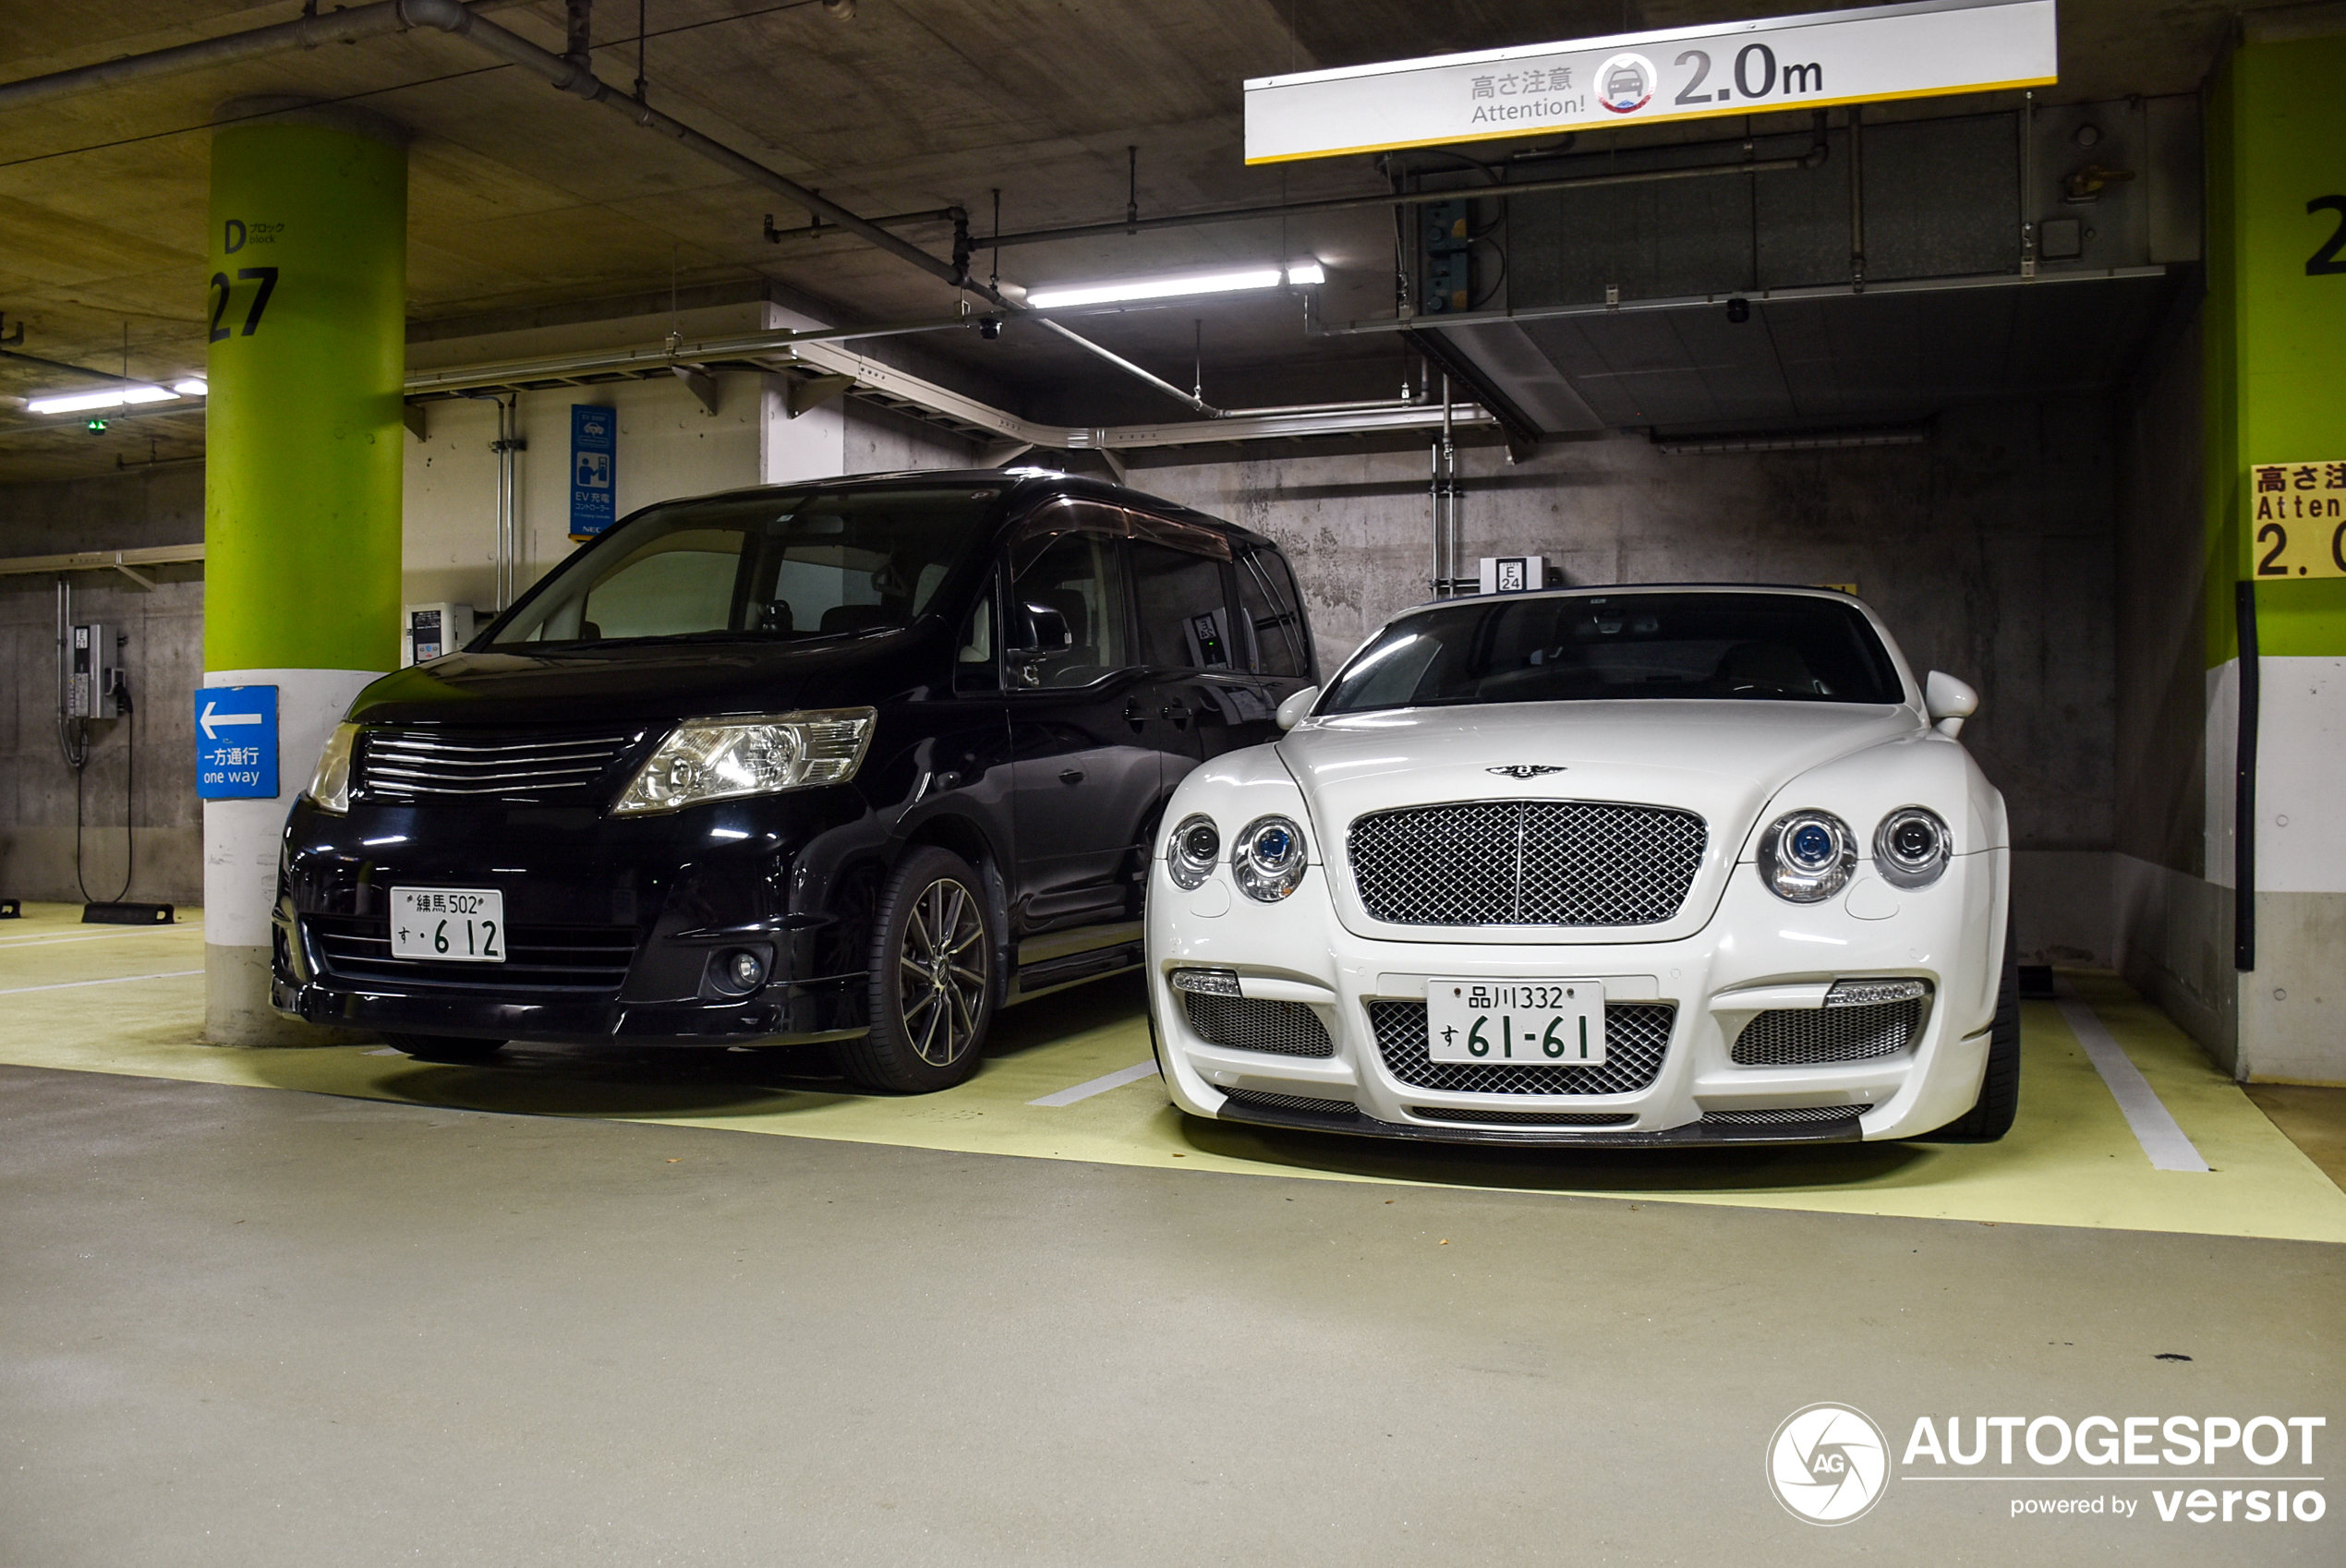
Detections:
202,104,406,1045
2200,28,2346,1081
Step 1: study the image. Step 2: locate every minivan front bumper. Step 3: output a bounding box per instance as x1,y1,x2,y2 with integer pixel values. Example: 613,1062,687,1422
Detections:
271,790,879,1047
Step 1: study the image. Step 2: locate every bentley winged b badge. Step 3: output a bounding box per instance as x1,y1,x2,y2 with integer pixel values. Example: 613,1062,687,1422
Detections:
1487,765,1568,779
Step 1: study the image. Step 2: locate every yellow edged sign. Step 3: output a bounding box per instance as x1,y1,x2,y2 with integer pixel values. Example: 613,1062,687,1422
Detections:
2248,461,2346,580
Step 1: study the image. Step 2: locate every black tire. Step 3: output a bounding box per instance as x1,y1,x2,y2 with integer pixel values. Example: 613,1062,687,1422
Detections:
834,847,996,1093
381,1031,506,1066
1935,919,2020,1141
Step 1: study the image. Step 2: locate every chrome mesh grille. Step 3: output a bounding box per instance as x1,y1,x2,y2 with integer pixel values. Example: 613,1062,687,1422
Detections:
1220,1088,1355,1117
1699,1104,1862,1125
1180,993,1334,1057
1731,998,1921,1065
1409,1106,1634,1127
1346,800,1706,926
1368,999,1673,1095
357,726,646,805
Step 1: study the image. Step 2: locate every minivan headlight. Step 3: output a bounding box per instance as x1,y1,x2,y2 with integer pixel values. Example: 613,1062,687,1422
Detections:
1873,806,1952,888
612,709,876,814
1232,814,1309,902
307,722,359,814
1757,809,1856,902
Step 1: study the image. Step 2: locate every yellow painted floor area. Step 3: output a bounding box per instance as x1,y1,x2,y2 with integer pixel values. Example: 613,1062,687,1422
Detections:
4,900,2343,1243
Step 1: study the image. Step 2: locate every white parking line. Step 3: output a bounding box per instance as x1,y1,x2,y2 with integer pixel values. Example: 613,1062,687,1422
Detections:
2054,980,2210,1173
1028,1059,1159,1106
0,970,203,996
0,925,200,949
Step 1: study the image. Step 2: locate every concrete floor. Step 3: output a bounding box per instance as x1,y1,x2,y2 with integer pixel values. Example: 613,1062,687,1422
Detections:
3,905,2342,1563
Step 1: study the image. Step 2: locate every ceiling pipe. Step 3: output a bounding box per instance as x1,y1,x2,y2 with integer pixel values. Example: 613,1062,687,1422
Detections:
0,1,424,113
972,130,1829,252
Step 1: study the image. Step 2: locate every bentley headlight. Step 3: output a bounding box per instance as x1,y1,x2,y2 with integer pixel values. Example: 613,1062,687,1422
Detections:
612,709,875,814
307,722,359,814
1758,809,1856,903
1873,805,1952,888
1167,814,1220,889
1232,814,1308,902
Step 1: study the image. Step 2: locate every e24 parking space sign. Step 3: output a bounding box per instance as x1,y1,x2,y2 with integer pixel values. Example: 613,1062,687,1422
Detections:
195,684,278,800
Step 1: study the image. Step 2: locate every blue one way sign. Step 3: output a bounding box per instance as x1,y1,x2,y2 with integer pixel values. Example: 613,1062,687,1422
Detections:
195,684,279,800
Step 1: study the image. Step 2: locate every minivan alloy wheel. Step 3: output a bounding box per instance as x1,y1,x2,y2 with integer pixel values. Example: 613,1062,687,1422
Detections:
899,876,987,1067
839,845,997,1093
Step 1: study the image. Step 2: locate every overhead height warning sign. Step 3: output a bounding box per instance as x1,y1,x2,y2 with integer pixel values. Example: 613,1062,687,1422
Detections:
1242,0,2058,163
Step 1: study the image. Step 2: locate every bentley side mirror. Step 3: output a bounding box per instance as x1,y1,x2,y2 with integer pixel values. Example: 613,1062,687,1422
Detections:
1276,684,1320,731
1924,670,1978,737
1008,601,1072,657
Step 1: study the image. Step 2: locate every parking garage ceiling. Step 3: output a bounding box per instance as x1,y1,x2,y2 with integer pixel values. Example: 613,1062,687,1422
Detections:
0,0,2313,482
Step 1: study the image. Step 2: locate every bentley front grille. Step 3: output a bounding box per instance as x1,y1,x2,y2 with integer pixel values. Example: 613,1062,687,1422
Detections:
356,726,647,806
1180,993,1335,1057
1731,998,1922,1066
1368,999,1674,1095
1346,800,1706,926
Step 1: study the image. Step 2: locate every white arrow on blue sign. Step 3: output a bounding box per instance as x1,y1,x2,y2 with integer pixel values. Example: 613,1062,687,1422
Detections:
194,684,279,800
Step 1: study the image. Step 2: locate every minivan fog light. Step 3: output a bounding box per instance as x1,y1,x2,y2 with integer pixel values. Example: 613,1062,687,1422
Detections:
1167,814,1220,889
1758,809,1856,902
1873,805,1951,888
613,709,875,814
1232,814,1308,902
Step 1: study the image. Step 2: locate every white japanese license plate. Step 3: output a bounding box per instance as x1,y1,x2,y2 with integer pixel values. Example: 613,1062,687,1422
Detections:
1425,979,1605,1065
390,887,506,963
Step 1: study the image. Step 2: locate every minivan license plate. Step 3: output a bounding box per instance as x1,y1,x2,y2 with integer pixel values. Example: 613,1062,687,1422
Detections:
1426,979,1605,1065
391,887,505,963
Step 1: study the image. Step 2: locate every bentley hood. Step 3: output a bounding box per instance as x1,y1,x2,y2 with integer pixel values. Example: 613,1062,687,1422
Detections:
1276,699,1933,944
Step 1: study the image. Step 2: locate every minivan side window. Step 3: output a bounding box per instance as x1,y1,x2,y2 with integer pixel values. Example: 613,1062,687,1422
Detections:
1238,548,1310,678
1130,538,1235,670
1009,527,1131,688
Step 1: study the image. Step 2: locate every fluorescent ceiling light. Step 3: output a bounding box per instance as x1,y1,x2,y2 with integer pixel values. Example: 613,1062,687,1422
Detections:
171,378,209,397
1027,260,1325,309
27,385,178,416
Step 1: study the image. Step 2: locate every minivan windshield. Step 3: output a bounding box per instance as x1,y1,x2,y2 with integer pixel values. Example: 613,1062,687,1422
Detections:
490,486,999,647
1319,591,1905,714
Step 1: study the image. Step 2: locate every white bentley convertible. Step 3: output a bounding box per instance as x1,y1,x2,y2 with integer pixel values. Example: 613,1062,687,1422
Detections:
1145,585,2017,1147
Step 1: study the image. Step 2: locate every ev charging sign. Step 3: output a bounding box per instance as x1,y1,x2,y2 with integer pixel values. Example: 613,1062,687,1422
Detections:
195,684,278,800
569,404,617,539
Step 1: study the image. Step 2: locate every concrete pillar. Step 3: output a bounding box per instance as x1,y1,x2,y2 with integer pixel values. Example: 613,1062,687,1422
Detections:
2201,27,2346,1081
202,103,405,1044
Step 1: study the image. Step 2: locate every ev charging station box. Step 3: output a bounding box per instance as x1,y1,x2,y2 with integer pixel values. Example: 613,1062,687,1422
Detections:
69,622,121,718
1477,556,1548,595
403,603,477,666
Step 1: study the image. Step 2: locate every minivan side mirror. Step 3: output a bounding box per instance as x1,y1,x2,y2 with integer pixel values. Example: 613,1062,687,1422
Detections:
1008,601,1072,657
1276,685,1320,731
1924,670,1978,737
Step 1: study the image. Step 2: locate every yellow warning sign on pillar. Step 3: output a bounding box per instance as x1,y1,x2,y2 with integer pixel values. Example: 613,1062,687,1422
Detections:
2247,461,2346,579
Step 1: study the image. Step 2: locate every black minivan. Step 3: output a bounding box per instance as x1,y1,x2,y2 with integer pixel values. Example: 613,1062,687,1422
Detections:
272,470,1317,1091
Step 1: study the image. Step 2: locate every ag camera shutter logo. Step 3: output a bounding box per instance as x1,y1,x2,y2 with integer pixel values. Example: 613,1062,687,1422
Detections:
1767,1403,1891,1525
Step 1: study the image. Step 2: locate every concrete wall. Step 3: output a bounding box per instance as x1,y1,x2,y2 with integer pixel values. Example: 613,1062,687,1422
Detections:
0,466,206,907
1131,397,2122,964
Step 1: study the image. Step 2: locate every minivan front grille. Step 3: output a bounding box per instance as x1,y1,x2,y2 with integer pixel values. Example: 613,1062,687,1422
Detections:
356,726,646,806
306,914,638,995
1346,800,1706,927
